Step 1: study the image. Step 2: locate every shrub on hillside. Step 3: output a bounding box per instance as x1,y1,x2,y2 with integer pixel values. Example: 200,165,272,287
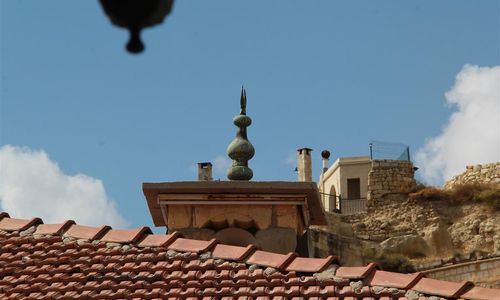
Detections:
477,188,500,211
450,183,485,202
409,183,500,210
409,187,449,202
374,254,416,273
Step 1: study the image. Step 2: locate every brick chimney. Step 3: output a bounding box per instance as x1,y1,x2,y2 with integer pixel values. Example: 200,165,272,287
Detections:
297,148,313,182
197,162,213,181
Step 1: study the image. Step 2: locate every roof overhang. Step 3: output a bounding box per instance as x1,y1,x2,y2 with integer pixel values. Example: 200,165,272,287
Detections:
142,181,327,227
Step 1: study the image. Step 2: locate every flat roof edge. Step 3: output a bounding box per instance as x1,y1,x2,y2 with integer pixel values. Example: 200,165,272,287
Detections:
142,181,326,226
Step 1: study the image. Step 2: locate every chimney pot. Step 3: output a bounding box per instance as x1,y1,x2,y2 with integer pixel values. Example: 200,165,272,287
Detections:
297,148,313,182
198,162,213,181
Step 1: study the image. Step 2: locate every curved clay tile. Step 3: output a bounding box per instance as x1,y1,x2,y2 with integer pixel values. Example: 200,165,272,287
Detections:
0,212,498,300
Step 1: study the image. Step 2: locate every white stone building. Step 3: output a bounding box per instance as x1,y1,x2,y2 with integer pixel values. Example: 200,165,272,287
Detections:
318,156,372,213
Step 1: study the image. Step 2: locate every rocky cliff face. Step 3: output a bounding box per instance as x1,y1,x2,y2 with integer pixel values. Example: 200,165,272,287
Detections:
310,163,500,287
346,193,500,260
310,192,499,283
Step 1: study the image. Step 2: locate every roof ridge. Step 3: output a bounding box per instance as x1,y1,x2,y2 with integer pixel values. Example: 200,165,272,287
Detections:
1,212,499,299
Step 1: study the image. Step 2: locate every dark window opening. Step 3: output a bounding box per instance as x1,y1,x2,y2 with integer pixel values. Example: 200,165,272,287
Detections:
347,178,361,199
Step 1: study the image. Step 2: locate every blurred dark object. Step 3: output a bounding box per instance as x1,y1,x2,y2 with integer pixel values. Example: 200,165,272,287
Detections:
99,0,174,54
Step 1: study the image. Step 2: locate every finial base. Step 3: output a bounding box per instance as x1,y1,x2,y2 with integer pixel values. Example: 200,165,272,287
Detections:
227,166,253,181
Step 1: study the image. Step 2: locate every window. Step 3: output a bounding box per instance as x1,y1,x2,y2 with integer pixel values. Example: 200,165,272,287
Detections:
347,178,361,199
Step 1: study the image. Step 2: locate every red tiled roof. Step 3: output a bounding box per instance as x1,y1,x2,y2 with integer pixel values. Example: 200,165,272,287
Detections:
0,212,498,300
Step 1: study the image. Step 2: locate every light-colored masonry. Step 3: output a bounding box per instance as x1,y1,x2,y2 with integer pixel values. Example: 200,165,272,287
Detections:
423,257,500,287
367,160,416,203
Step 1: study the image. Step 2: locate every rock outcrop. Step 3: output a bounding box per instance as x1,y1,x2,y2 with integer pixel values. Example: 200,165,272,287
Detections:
423,223,454,256
379,234,430,258
310,162,500,287
311,192,500,266
444,163,500,190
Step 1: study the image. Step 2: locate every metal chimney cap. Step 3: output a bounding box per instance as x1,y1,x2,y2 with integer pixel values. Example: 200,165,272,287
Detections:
198,162,213,167
297,148,313,154
321,150,331,159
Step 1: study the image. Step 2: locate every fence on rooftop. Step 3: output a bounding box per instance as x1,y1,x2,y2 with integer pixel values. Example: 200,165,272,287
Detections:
369,141,410,161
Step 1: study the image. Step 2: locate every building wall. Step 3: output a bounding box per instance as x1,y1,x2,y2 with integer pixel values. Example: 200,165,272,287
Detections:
318,156,371,212
319,166,341,212
423,257,500,288
367,160,416,203
339,162,371,199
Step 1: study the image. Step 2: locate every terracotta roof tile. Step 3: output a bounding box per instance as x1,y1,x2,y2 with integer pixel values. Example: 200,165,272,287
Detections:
338,285,371,296
411,277,473,298
34,220,75,236
0,216,42,231
0,213,498,299
286,255,337,273
167,237,217,253
100,226,152,243
246,250,297,269
335,262,378,279
212,244,256,261
461,286,500,300
64,224,111,240
367,270,423,289
137,232,179,247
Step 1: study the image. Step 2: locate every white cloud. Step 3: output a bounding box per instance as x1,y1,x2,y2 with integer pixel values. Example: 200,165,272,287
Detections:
0,145,127,227
284,152,296,167
415,65,500,185
212,155,232,179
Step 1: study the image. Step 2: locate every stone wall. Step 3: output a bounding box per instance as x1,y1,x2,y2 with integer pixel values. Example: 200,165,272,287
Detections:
423,257,500,288
367,160,416,203
444,163,500,190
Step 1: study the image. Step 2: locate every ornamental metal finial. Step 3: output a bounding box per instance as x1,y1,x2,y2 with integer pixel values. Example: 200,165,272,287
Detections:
226,86,255,181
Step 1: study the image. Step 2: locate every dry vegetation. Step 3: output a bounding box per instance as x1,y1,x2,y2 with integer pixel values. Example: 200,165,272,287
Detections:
373,253,416,273
409,183,500,211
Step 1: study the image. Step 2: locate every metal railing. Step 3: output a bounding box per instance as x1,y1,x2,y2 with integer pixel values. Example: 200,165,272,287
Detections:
319,192,367,215
339,198,367,215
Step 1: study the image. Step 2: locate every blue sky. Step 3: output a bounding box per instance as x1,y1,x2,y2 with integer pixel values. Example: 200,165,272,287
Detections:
1,1,499,229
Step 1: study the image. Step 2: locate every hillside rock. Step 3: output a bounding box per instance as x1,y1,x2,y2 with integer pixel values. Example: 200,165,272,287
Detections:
444,163,500,190
423,224,454,256
340,192,500,261
379,234,430,258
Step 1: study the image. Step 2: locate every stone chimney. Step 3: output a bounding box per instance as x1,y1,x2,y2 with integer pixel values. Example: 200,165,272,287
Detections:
197,162,213,181
297,148,313,182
